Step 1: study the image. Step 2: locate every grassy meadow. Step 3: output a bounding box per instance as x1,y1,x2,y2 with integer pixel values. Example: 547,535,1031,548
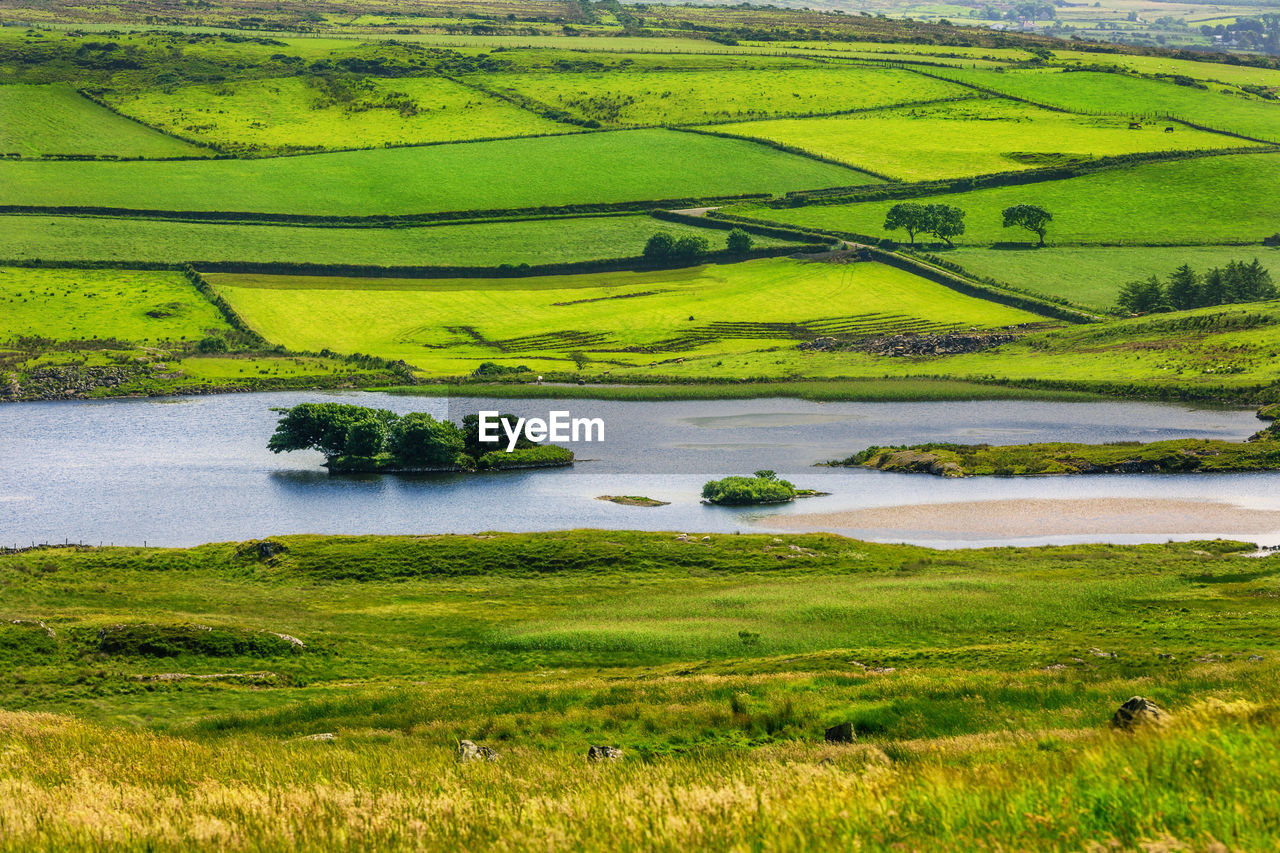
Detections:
0,213,778,267
737,151,1280,246
471,65,969,126
704,97,1259,181
948,245,1280,310
0,129,869,214
207,257,1041,374
1,532,1279,848
0,83,206,158
104,76,574,154
935,68,1280,143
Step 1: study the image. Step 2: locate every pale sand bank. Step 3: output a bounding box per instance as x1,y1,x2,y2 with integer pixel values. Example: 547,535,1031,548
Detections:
764,498,1280,538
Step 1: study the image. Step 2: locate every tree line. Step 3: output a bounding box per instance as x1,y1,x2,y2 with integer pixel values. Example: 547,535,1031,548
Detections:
1117,260,1276,314
644,228,753,260
882,203,1052,247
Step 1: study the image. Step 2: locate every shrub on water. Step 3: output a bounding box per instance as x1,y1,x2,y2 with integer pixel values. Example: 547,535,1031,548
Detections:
702,470,796,505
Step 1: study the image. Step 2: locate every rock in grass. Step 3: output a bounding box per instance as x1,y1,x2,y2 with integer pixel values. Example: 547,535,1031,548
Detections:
457,740,499,763
1112,696,1169,730
825,722,856,743
587,745,623,762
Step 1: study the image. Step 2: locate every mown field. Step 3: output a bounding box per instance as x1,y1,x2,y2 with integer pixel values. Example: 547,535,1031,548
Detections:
0,83,206,158
207,257,1041,374
705,97,1258,181
0,129,869,214
471,65,970,126
735,152,1280,247
0,214,778,267
949,245,1280,310
104,76,574,154
1,532,1278,849
934,68,1280,143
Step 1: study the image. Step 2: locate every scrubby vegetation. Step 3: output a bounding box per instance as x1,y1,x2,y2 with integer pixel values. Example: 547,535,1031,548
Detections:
702,470,798,504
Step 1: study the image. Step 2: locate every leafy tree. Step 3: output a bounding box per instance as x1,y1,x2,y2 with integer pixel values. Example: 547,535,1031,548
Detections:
267,403,396,459
1166,263,1201,310
460,413,533,459
1001,204,1053,246
883,202,930,245
1116,275,1168,315
344,418,388,458
925,204,966,248
643,231,676,259
196,335,229,353
388,413,465,467
726,228,753,254
673,234,710,258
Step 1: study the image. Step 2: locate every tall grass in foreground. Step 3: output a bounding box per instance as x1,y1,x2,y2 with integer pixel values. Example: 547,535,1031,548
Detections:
0,701,1276,851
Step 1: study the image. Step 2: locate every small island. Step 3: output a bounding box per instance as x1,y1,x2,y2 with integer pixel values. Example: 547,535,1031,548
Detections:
597,495,671,507
701,470,825,505
268,403,573,473
840,429,1280,478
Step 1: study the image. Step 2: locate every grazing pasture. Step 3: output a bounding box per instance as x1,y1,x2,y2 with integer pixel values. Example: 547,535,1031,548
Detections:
0,214,776,267
207,257,1039,374
738,152,1280,246
0,83,206,158
0,129,870,215
934,68,1280,143
471,66,970,126
104,76,574,154
704,97,1257,180
948,245,1280,310
0,267,228,344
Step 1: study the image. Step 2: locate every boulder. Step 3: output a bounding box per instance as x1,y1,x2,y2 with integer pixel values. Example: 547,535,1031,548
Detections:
825,722,856,743
457,740,499,763
587,745,623,762
1112,696,1169,730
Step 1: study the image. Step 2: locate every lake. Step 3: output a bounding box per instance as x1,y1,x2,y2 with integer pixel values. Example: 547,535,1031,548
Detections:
1,391,1277,548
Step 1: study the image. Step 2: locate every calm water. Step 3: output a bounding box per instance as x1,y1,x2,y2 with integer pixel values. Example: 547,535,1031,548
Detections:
1,391,1276,548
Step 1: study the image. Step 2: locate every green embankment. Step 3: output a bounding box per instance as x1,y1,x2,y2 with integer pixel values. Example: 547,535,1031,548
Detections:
0,129,870,215
1,533,1279,848
845,436,1280,477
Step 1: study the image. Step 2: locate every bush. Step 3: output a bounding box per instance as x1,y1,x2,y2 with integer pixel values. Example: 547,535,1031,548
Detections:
195,335,229,353
388,413,465,467
477,445,574,470
674,234,711,259
702,470,797,505
726,228,753,254
96,624,303,658
644,231,677,259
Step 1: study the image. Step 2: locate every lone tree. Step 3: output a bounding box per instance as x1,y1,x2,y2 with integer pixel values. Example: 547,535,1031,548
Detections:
726,228,753,254
267,402,396,460
883,202,930,245
925,204,965,248
1001,204,1053,246
643,231,676,259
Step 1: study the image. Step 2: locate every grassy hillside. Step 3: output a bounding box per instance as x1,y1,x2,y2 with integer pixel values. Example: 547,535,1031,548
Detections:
208,257,1041,374
104,76,574,154
0,213,779,267
0,129,870,214
705,98,1263,181
471,66,969,126
0,532,1278,848
737,152,1280,246
948,246,1280,310
934,68,1280,143
0,83,207,158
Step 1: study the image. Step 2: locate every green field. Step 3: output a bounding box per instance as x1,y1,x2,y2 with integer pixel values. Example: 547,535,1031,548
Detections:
471,66,970,126
2,533,1279,849
934,68,1280,143
0,129,869,214
0,83,207,158
736,152,1280,246
208,257,1041,375
0,267,228,343
105,76,574,154
0,214,780,266
949,245,1280,310
705,97,1258,181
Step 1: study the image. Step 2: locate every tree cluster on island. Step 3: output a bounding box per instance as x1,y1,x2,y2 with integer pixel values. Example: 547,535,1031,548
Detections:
266,402,572,472
1117,260,1275,315
702,470,798,505
882,202,1052,247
